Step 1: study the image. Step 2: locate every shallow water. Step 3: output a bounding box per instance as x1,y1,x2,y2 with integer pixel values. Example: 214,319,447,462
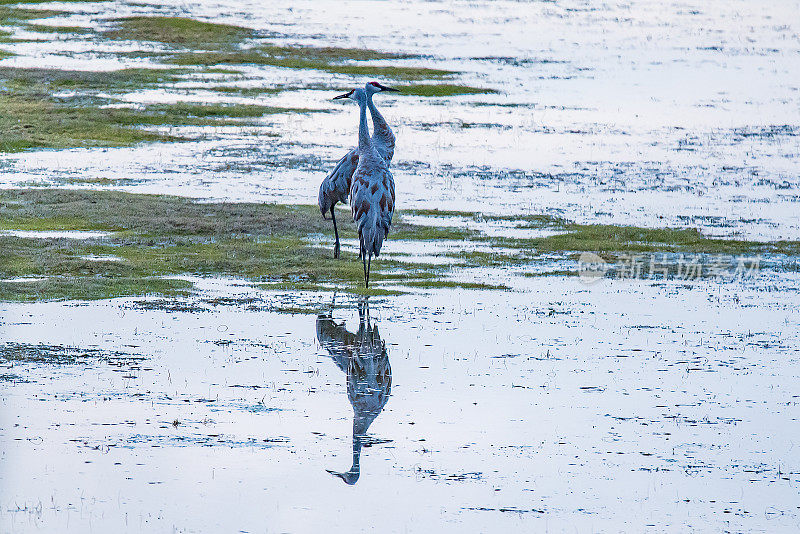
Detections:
2,275,800,532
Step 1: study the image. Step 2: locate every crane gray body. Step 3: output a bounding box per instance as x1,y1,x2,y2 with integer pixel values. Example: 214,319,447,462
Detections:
347,88,396,287
318,82,396,259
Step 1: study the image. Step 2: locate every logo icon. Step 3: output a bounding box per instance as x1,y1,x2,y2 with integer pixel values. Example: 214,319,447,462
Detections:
578,252,608,284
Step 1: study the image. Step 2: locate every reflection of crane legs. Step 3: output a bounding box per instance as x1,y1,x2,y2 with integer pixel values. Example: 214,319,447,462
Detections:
317,298,390,485
358,296,368,326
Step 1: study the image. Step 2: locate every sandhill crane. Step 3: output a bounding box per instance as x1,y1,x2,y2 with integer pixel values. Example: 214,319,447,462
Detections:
317,300,391,485
332,87,396,287
318,82,398,259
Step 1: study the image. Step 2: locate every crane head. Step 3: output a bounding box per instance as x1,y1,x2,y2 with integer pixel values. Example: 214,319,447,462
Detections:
366,81,399,94
333,88,367,102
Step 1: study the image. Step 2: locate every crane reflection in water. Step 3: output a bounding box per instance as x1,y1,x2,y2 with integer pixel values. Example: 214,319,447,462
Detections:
316,299,392,485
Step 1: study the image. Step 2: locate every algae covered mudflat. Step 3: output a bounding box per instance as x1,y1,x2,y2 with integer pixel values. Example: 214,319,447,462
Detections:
1,188,797,301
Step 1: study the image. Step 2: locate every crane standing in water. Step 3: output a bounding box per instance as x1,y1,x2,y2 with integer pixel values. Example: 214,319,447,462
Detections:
331,87,396,288
318,82,398,259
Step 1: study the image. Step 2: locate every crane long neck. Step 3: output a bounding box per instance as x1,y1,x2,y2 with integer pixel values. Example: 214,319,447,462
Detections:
366,93,389,138
357,96,371,152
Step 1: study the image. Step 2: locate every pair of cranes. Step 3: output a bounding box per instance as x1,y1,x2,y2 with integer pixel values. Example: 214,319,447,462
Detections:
318,81,398,288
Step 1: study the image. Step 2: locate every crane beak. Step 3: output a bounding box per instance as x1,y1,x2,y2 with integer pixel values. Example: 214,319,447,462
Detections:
381,86,399,92
332,91,352,100
326,469,359,485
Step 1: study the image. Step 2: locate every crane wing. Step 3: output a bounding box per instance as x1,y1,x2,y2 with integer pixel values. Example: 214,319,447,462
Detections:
319,147,359,217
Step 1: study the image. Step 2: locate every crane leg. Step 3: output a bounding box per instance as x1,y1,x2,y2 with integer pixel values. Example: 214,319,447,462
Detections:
367,253,372,288
331,208,340,259
360,240,368,288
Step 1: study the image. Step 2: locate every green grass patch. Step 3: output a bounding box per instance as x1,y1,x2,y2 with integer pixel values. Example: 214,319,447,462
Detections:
107,102,313,125
0,66,320,152
169,51,453,80
254,44,410,62
498,224,800,255
0,84,313,152
403,209,477,218
0,215,113,231
0,66,188,94
395,84,498,97
106,16,254,46
0,189,460,301
24,23,93,34
2,189,796,301
203,67,241,74
403,280,510,290
0,6,65,25
0,93,178,152
55,176,138,186
0,277,192,302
